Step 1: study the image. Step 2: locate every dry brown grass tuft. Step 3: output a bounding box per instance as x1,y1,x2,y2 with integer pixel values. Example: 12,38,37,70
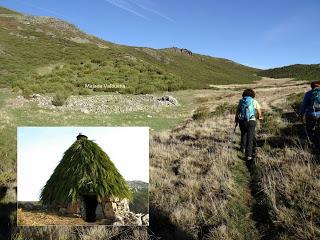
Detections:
149,116,257,238
257,144,320,239
13,226,149,240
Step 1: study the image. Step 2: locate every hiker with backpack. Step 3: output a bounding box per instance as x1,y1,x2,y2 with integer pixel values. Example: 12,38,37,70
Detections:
235,89,262,161
299,80,320,148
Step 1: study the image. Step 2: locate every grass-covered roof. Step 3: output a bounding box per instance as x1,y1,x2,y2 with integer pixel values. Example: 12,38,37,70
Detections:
40,134,132,205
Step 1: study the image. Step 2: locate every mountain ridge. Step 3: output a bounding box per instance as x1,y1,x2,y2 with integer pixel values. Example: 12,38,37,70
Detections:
258,63,320,81
0,6,260,95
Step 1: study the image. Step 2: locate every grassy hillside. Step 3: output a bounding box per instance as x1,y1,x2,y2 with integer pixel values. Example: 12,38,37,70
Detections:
258,64,320,80
0,7,259,95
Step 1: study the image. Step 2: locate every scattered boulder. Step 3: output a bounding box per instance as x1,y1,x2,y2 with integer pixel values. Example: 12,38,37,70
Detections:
69,36,91,44
131,214,143,226
31,93,41,98
124,212,143,226
10,94,178,113
142,214,149,225
168,47,193,56
158,95,178,105
80,108,89,114
114,215,124,225
95,204,104,219
113,221,123,226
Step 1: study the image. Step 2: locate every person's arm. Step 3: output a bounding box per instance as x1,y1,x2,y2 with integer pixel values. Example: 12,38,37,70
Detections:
257,108,262,120
255,100,263,120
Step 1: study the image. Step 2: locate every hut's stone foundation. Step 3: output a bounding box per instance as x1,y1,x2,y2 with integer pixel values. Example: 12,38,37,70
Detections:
65,197,130,221
57,196,148,225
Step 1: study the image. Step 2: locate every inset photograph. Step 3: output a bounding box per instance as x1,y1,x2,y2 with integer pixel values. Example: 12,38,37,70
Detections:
17,127,149,226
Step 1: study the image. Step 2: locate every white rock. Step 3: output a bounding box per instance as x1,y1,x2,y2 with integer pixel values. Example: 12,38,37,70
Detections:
142,214,149,225
80,108,89,114
114,215,124,224
113,221,123,226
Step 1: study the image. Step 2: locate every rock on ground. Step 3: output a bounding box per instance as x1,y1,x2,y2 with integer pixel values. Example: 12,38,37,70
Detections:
157,95,179,105
9,94,178,114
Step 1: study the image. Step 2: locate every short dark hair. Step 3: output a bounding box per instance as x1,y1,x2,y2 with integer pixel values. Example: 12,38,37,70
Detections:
242,89,255,98
311,80,320,89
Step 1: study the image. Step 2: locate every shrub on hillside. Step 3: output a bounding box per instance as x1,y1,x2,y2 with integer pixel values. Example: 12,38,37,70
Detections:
287,92,304,113
22,88,32,99
12,86,21,93
51,92,69,106
78,88,91,95
136,85,157,94
130,188,148,214
192,106,212,120
259,112,283,135
213,102,238,116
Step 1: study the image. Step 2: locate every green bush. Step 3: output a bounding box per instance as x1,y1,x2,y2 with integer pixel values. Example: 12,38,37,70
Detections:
192,106,212,120
136,85,157,94
130,188,148,214
78,88,91,95
12,86,21,93
259,112,282,135
22,88,33,99
287,92,304,113
52,92,69,106
213,102,238,116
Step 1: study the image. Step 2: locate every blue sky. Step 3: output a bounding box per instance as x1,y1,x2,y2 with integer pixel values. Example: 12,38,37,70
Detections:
1,0,319,69
17,127,149,201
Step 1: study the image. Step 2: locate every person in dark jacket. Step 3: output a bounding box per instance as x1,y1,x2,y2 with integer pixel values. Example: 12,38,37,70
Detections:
300,80,320,148
235,89,262,161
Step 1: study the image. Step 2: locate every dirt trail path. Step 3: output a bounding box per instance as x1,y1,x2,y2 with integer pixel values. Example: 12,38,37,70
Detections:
195,77,308,112
205,78,309,239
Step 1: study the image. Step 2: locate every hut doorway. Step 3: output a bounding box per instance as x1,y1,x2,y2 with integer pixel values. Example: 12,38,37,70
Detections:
83,194,98,222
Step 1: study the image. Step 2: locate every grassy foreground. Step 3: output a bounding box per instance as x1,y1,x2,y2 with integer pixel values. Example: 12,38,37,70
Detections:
1,75,319,239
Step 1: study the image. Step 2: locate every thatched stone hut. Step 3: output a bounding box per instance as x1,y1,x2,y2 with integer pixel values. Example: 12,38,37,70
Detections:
40,133,132,222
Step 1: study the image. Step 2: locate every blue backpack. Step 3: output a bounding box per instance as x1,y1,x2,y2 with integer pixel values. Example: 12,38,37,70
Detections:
311,87,320,112
239,96,255,121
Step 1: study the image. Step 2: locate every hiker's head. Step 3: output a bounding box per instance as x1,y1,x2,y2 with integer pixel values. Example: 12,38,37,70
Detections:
311,81,320,89
242,89,255,98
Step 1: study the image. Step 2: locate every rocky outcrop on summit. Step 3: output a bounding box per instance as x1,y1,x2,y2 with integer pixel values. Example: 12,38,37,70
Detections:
165,47,193,56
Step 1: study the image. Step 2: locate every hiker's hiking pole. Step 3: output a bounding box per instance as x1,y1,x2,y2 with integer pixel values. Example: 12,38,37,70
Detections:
290,105,312,145
234,122,238,133
225,122,238,151
302,118,312,145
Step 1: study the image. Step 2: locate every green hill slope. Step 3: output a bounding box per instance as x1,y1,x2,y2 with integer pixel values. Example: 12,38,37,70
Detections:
0,7,259,95
258,64,320,81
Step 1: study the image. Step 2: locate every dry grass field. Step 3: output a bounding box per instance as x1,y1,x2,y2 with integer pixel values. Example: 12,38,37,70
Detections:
4,78,320,239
